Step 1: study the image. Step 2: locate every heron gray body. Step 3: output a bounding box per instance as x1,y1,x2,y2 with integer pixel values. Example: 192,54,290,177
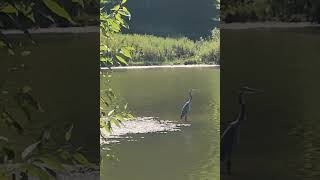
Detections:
220,87,262,175
180,90,193,121
220,102,245,169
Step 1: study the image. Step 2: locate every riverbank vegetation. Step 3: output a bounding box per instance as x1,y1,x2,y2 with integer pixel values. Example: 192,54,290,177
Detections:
222,0,320,23
105,29,220,66
100,0,134,134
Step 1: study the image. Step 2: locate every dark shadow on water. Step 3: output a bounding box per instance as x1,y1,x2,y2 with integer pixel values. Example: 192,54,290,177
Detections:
221,28,320,180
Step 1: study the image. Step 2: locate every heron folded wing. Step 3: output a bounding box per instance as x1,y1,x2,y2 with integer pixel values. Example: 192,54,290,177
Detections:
180,102,189,119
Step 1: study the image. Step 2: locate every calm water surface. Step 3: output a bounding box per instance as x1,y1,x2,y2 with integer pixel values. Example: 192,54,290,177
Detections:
101,67,220,180
0,34,100,161
221,28,320,180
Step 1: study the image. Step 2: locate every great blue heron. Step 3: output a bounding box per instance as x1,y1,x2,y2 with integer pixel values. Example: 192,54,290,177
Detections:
180,89,195,121
221,86,263,175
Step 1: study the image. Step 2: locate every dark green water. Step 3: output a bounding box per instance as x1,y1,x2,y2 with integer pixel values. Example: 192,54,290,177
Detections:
221,28,320,180
101,67,220,180
0,33,100,161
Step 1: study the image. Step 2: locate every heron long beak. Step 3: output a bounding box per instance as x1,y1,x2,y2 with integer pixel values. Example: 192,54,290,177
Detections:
191,89,200,93
241,87,264,95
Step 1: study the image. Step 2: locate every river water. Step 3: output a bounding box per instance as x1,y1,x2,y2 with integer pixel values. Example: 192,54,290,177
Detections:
101,67,220,180
221,27,320,180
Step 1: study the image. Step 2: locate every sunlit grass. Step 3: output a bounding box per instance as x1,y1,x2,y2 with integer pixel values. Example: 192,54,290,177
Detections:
108,32,220,66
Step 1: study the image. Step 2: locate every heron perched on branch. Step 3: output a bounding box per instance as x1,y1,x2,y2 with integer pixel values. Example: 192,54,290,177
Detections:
180,89,196,121
221,86,263,175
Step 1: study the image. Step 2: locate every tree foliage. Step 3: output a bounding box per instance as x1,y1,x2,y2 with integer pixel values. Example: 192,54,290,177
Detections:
222,0,320,23
100,0,134,67
0,0,98,55
100,0,134,137
0,1,96,179
0,0,99,29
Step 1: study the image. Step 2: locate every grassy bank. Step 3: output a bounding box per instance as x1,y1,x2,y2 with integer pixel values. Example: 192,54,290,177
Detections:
108,30,219,66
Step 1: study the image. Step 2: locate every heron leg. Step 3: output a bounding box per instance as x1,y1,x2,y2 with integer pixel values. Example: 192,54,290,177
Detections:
185,115,187,122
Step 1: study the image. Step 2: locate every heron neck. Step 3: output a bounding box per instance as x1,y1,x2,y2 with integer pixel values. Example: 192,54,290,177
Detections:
238,103,246,122
189,93,192,101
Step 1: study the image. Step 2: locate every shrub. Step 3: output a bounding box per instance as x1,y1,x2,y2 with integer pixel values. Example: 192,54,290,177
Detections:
109,33,220,65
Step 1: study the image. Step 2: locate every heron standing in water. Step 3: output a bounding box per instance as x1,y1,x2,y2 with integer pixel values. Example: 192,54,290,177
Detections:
180,89,195,121
221,86,263,175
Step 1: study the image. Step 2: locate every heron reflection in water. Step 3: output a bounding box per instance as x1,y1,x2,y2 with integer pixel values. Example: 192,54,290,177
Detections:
221,86,263,175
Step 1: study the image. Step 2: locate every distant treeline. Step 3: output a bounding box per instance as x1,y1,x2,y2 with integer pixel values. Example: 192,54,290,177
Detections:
222,0,320,23
123,0,218,39
0,0,99,29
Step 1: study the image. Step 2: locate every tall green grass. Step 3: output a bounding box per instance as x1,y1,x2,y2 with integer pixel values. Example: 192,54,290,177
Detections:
109,30,220,66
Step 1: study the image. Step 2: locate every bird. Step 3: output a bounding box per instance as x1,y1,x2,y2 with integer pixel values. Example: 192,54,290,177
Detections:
180,89,195,122
220,86,263,175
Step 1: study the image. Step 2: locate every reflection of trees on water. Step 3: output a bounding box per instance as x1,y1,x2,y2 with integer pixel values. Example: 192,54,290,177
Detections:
289,119,320,179
188,101,220,179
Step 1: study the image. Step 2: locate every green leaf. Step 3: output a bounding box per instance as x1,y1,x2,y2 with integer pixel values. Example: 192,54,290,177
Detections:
45,15,56,23
72,0,84,8
27,13,36,23
22,86,32,93
106,120,112,132
26,165,49,180
0,136,8,142
100,118,107,128
107,109,115,116
21,51,31,56
42,0,75,24
111,5,120,11
115,55,128,65
38,156,65,172
8,49,15,55
0,4,17,14
127,114,134,119
2,111,24,134
14,3,35,22
110,117,121,127
119,7,131,18
58,150,71,160
115,114,124,122
73,152,89,165
120,47,132,59
21,141,41,160
108,19,121,32
100,45,109,52
121,20,130,29
0,41,6,48
65,124,73,142
100,56,112,62
121,0,127,4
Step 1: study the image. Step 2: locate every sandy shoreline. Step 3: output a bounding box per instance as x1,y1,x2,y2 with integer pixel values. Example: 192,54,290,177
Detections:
221,22,320,29
2,26,98,35
101,64,220,70
2,22,319,34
